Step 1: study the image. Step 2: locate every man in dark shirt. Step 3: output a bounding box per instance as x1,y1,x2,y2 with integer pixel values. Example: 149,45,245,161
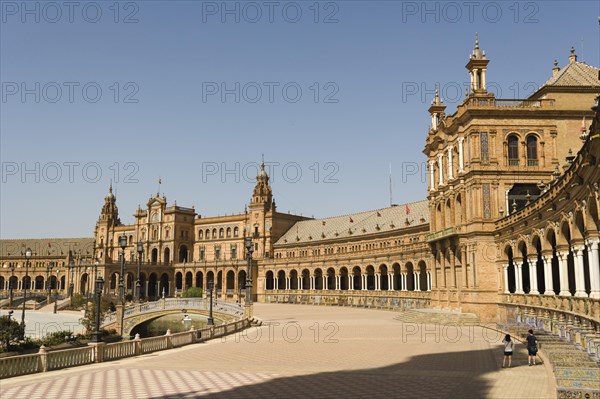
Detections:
526,329,538,366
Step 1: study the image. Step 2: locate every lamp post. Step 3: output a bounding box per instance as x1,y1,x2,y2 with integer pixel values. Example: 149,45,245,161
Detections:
46,261,54,305
68,259,75,303
207,280,214,325
136,242,143,302
91,276,104,343
244,237,253,309
3,263,15,308
118,234,127,305
20,248,32,340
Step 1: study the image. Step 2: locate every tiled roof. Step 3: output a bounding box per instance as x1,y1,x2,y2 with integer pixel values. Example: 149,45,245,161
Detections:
0,238,95,258
541,61,600,88
275,200,429,246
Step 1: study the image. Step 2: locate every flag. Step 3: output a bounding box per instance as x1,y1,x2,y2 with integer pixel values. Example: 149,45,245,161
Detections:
406,204,410,215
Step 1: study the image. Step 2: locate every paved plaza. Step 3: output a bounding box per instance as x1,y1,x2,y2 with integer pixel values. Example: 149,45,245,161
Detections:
0,304,555,398
0,309,84,339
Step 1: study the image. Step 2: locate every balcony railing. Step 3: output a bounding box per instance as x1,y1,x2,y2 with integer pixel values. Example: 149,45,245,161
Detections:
508,159,519,166
426,226,458,242
463,98,554,109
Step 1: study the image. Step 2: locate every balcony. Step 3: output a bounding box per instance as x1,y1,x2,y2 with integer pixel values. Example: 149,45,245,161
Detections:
463,98,555,109
426,226,458,243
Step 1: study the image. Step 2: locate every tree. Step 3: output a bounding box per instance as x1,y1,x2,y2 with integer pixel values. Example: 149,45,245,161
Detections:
0,315,21,351
80,295,115,336
182,287,203,298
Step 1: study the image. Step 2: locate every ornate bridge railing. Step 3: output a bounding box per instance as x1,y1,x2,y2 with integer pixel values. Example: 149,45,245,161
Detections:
102,298,245,326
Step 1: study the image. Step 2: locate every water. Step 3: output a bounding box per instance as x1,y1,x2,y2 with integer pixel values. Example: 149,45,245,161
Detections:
131,313,222,337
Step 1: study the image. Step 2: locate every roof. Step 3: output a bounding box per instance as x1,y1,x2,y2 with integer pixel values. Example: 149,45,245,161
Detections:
0,238,95,258
275,200,429,246
541,61,600,88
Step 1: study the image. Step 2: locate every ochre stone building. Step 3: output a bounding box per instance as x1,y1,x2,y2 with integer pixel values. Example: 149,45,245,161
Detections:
1,38,599,326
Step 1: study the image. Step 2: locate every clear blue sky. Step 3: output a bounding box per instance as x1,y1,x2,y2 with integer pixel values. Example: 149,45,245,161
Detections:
1,0,599,238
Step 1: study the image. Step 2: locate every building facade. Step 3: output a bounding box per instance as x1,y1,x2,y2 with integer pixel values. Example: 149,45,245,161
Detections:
1,38,599,326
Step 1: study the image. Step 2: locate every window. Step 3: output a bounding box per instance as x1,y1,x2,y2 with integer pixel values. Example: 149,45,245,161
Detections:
226,227,231,238
199,230,203,239
212,229,217,239
199,247,205,261
231,244,237,260
214,245,221,260
234,227,239,237
219,228,224,238
165,229,170,239
527,135,538,166
508,135,519,165
205,229,210,240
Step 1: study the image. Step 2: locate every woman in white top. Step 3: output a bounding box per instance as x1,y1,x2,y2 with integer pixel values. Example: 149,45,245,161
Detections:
502,334,514,368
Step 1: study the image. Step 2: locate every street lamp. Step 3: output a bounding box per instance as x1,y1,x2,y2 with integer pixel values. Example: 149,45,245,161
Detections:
136,242,143,302
244,237,253,307
207,280,214,325
3,264,15,308
118,234,127,305
20,247,32,340
91,276,104,343
46,261,54,305
68,259,75,302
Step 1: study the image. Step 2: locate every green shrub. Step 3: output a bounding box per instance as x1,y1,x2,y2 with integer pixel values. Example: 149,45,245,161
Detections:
0,316,21,352
41,330,75,346
182,287,203,298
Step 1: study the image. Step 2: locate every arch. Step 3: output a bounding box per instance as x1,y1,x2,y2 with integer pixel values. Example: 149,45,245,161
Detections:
60,276,65,291
164,247,171,265
301,269,310,290
531,235,545,294
289,269,298,290
205,229,210,239
265,270,274,290
148,273,158,299
226,270,235,291
226,227,232,238
212,229,217,239
418,260,428,291
110,272,118,290
339,267,349,290
445,199,453,229
351,266,361,290
517,240,531,293
526,134,538,166
436,203,443,230
314,268,323,290
216,271,223,291
392,262,402,291
179,245,188,263
80,273,89,294
507,134,519,165
379,264,388,290
586,194,600,234
185,272,193,290
48,275,57,290
455,193,464,226
219,228,224,238
238,270,247,291
405,262,415,291
206,271,215,288
198,230,204,240
151,248,158,265
195,271,203,289
175,272,183,290
34,275,44,290
159,273,169,297
139,272,147,298
234,227,239,237
277,270,286,290
365,265,375,290
326,267,336,290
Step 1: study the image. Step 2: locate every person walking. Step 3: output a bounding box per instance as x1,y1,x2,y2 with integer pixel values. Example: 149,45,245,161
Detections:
502,334,514,368
526,329,538,366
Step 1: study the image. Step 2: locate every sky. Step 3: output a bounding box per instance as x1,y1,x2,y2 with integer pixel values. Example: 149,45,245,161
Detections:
1,0,599,238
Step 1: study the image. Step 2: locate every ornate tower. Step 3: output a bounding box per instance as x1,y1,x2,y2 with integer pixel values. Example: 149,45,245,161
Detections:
248,160,276,258
95,184,121,261
465,33,491,96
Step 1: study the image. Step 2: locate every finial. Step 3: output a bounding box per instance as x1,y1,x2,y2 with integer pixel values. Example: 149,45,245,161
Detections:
569,47,577,63
553,59,558,67
465,86,469,99
570,46,575,55
475,32,479,49
109,180,113,193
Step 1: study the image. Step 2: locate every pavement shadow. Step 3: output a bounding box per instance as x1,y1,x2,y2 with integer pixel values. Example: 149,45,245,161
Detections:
148,348,499,399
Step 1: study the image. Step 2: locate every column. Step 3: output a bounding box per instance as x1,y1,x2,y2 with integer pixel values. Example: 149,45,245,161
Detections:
323,276,327,290
482,68,487,90
587,239,600,299
310,276,314,290
432,257,438,289
388,274,393,291
415,272,420,291
401,273,407,291
542,255,554,295
528,257,539,295
515,261,524,294
450,249,457,288
274,277,278,290
362,275,366,290
461,246,468,288
447,146,454,180
573,246,587,297
375,273,380,290
557,251,570,296
437,154,444,186
286,277,290,290
429,161,435,191
348,275,353,291
502,264,510,294
427,272,431,291
441,253,447,288
457,138,465,173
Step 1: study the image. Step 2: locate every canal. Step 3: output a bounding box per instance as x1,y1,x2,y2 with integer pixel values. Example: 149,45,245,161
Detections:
131,313,223,337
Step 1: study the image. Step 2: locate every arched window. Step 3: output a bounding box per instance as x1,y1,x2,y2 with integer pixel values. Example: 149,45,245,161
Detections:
233,227,239,237
226,227,231,238
526,135,538,166
212,229,217,239
508,135,519,165
205,229,210,239
198,230,203,239
219,228,224,238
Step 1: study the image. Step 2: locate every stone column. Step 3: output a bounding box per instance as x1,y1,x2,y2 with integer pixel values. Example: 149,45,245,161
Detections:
348,275,353,291
557,251,570,296
515,260,524,294
437,154,444,186
447,146,454,180
415,272,421,291
542,255,554,295
573,246,587,297
441,253,447,288
375,273,380,290
362,275,367,291
310,276,314,290
402,273,407,291
457,137,465,173
502,264,510,294
429,161,435,191
388,274,393,291
587,239,600,299
528,257,539,295
461,246,468,288
427,272,432,291
450,249,457,288
323,276,327,290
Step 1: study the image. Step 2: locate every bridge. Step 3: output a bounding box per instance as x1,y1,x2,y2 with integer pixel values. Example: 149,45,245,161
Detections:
101,298,246,336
